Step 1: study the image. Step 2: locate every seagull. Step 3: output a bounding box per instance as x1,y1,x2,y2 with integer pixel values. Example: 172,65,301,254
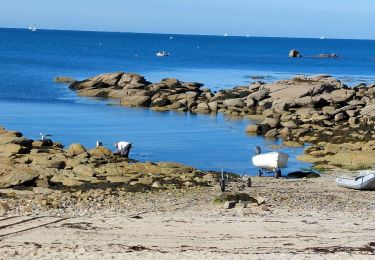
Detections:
40,133,52,141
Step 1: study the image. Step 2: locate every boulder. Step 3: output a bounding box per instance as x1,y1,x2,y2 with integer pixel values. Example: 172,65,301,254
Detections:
89,146,113,157
281,121,298,129
69,80,110,90
208,101,218,111
53,76,76,84
265,129,277,137
248,89,269,101
120,96,151,107
31,156,66,169
272,98,295,113
151,97,172,107
195,102,211,113
0,136,33,147
68,143,87,156
334,113,346,122
360,103,375,118
262,118,279,128
223,98,245,108
73,165,95,177
246,124,259,133
118,73,150,87
89,72,124,85
0,144,30,157
329,89,355,103
289,49,302,58
0,165,39,188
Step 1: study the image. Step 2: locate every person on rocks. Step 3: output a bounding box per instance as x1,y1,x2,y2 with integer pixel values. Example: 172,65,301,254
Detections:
114,141,132,158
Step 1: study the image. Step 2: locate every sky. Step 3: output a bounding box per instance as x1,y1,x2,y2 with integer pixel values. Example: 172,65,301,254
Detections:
0,0,374,39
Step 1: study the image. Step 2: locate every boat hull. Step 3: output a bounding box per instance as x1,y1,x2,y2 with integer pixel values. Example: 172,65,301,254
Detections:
336,172,375,190
251,152,289,170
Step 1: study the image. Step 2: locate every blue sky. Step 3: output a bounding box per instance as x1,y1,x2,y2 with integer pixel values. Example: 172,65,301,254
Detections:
0,0,374,39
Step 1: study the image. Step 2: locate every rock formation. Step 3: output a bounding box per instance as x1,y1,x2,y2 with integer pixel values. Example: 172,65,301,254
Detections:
67,72,375,170
0,126,222,190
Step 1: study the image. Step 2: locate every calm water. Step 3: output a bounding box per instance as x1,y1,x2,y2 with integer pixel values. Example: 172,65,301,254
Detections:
1,28,375,173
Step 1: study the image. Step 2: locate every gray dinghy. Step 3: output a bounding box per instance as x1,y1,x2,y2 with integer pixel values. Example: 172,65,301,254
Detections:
336,171,375,190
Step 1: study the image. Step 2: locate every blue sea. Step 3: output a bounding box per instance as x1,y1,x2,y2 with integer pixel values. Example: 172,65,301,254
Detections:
1,28,375,174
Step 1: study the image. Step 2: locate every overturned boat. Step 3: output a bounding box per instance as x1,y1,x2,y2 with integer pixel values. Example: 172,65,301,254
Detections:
251,146,289,178
336,171,375,190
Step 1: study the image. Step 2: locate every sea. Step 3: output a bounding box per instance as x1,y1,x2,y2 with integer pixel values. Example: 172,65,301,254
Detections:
1,28,375,175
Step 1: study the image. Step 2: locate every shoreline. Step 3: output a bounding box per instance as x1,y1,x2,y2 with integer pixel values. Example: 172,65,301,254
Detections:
0,126,374,258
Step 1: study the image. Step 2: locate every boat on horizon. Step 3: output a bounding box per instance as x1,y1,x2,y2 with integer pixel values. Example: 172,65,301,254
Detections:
29,25,37,32
320,36,325,40
156,51,169,57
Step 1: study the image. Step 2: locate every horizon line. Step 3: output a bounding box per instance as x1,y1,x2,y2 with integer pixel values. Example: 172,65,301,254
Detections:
1,26,374,41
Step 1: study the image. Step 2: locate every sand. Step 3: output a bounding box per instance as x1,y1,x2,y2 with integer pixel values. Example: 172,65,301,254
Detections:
0,172,374,259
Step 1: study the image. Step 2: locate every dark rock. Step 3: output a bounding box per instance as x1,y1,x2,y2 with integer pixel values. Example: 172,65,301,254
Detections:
289,49,302,58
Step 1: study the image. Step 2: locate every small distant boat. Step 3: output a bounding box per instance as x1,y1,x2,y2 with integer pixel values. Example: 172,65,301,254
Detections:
224,33,228,37
29,25,37,32
336,171,375,190
156,51,169,57
169,36,174,40
320,36,325,40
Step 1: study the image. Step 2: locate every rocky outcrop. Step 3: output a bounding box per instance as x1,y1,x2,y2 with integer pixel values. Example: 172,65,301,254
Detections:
0,126,223,190
289,49,302,58
65,72,375,170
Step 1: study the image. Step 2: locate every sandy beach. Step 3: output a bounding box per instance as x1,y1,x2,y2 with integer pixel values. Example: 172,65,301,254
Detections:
1,172,374,259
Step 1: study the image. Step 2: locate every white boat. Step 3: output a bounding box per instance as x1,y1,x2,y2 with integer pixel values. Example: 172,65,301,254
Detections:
30,25,36,32
252,152,289,170
156,51,169,57
320,36,325,40
336,171,375,190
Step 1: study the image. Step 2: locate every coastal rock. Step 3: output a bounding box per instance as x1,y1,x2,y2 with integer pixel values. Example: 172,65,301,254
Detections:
68,144,87,156
360,103,375,117
89,146,113,158
0,144,30,157
223,98,245,108
31,156,66,169
0,136,33,147
246,124,259,133
248,89,269,101
262,118,279,128
120,96,151,107
334,113,346,122
118,73,150,88
69,80,110,90
327,89,355,103
0,165,39,188
265,129,277,137
223,201,237,209
89,72,124,86
53,76,76,84
288,49,302,58
195,102,211,113
151,97,172,107
208,101,218,111
77,88,109,98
